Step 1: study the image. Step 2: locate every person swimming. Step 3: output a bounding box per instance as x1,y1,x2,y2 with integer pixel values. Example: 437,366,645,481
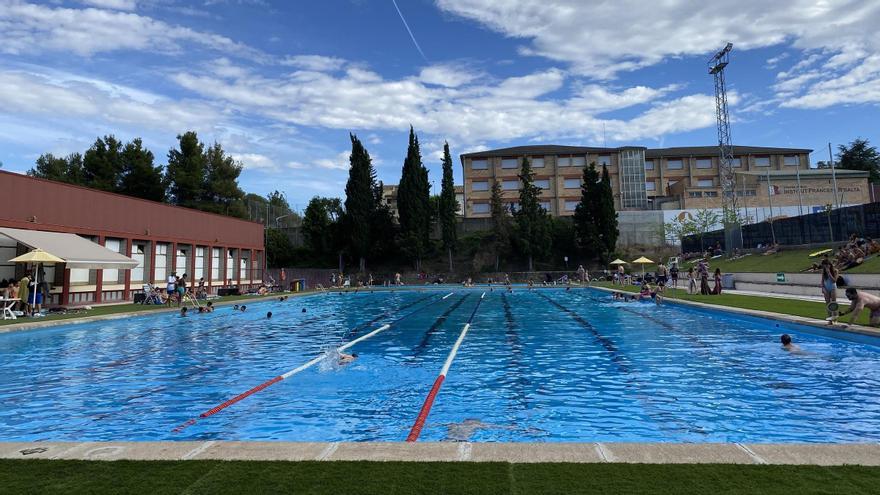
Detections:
180,307,188,317
240,305,247,312
337,352,358,364
233,304,239,311
267,311,272,319
780,334,803,353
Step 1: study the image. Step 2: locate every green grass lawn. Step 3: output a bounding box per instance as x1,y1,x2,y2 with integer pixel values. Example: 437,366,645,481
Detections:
593,282,873,326
3,460,879,494
0,291,314,327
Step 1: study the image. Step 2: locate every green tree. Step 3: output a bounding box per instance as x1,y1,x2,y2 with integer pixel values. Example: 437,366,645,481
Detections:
595,165,619,262
83,135,124,192
514,157,552,271
28,153,84,184
438,142,458,272
343,134,380,272
573,162,601,260
692,208,722,252
489,181,510,271
165,131,206,208
302,196,341,256
119,138,165,201
267,190,301,228
265,227,294,268
837,138,880,183
203,142,246,217
663,215,697,246
396,126,431,271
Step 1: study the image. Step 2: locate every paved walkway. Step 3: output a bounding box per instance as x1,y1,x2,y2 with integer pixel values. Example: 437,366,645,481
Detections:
2,441,879,465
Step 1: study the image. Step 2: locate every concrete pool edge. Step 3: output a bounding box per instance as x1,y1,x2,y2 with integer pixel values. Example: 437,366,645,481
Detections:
590,286,880,339
2,441,880,465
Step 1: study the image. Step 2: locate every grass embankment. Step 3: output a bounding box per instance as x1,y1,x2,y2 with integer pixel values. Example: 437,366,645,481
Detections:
3,460,880,494
593,282,873,326
0,291,314,327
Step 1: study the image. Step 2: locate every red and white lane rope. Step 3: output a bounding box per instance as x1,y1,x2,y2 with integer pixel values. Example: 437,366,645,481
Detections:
406,292,485,442
172,292,453,433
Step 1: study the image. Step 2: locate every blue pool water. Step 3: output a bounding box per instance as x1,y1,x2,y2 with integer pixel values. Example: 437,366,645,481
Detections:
2,288,879,443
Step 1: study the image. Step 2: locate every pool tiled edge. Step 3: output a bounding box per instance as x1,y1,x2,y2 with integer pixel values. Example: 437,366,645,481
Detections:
2,441,879,465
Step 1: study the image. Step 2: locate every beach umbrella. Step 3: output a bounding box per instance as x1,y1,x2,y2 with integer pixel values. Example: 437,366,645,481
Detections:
631,256,654,278
609,259,628,265
9,248,64,312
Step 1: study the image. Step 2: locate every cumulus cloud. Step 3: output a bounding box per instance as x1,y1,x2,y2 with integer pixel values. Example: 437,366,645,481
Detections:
0,0,264,59
233,152,278,171
281,55,347,71
79,0,137,10
419,64,480,87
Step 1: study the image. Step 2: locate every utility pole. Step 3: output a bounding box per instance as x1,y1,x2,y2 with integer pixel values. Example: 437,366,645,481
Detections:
795,165,803,216
828,142,840,209
766,169,777,244
708,42,741,250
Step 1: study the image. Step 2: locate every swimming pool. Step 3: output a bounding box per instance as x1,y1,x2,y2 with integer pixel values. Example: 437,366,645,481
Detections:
1,288,879,443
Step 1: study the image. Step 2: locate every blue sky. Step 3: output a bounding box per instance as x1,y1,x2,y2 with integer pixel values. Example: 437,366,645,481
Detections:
1,0,878,209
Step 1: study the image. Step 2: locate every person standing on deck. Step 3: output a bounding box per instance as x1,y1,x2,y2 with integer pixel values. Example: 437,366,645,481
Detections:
712,268,723,295
18,272,30,316
166,272,176,307
669,263,680,289
820,256,838,310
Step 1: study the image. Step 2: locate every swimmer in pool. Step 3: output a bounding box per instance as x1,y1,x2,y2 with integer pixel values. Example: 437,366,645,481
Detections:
233,304,239,311
780,334,803,353
267,311,272,319
206,301,214,312
338,352,358,364
240,305,247,312
180,307,188,317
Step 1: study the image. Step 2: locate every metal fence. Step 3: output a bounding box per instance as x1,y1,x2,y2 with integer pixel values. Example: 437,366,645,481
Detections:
682,202,880,252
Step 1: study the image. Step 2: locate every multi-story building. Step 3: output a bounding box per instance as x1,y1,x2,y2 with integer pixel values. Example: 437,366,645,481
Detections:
458,144,872,219
381,184,465,218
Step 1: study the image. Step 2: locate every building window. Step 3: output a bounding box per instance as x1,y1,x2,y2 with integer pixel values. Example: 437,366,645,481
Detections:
131,244,145,283
539,201,551,212
102,238,121,284
645,160,654,170
572,156,586,167
472,203,490,214
704,191,719,197
689,191,703,198
743,189,757,197
563,178,581,189
784,155,799,166
502,179,519,190
667,159,683,170
597,155,611,166
730,157,742,167
532,157,545,168
472,180,489,191
154,243,168,283
472,159,488,170
668,180,678,187
645,181,656,191
697,179,714,187
534,179,550,189
211,247,221,281
176,248,188,275
564,200,579,211
507,202,520,212
195,247,205,280
755,156,770,167
696,158,712,169
501,158,518,169
226,249,235,281
557,156,571,167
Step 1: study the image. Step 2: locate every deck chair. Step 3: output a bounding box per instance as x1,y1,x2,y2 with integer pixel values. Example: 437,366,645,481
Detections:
142,284,164,305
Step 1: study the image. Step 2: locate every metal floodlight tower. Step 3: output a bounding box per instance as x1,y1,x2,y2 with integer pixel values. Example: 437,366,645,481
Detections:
708,42,742,250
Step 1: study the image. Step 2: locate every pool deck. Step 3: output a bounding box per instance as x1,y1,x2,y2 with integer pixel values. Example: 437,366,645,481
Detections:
2,441,879,465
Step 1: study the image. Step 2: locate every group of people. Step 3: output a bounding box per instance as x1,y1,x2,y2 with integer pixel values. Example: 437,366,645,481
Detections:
0,271,47,317
165,272,204,306
687,260,723,295
829,234,879,271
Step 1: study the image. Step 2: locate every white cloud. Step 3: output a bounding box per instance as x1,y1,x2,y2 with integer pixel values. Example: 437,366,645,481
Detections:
281,55,346,71
765,52,789,69
79,0,137,10
0,1,264,59
233,152,278,172
314,151,353,170
419,64,480,87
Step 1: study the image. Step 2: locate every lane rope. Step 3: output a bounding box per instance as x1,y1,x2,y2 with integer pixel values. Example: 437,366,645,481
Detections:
406,292,485,442
172,292,453,433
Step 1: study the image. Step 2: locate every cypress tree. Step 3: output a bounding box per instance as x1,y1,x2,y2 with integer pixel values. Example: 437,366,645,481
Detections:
119,138,165,201
343,134,378,272
396,126,431,271
439,142,458,272
514,156,552,272
83,135,124,192
596,165,619,261
489,181,510,271
165,131,206,208
573,162,601,260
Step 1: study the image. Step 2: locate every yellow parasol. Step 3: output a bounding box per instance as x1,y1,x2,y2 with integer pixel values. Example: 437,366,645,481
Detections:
9,248,64,310
631,256,655,278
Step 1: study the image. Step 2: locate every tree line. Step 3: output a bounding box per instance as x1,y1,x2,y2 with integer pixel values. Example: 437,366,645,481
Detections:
297,127,619,273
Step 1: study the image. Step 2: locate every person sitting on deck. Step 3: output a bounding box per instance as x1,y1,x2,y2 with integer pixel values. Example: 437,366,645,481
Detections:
838,288,880,327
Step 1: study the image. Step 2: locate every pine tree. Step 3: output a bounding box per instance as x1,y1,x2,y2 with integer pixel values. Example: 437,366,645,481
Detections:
203,142,246,218
596,165,619,261
83,135,124,192
837,138,880,183
343,134,379,272
119,138,165,201
165,131,207,208
514,157,552,271
396,126,431,270
573,162,601,260
438,142,458,272
28,153,84,185
489,181,510,271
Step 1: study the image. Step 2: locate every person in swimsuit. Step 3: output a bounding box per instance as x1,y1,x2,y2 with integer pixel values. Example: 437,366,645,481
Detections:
820,257,838,308
838,288,880,327
166,272,176,307
338,352,358,364
669,263,679,289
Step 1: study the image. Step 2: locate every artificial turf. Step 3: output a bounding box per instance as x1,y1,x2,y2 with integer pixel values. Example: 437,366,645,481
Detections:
3,460,879,494
592,282,873,326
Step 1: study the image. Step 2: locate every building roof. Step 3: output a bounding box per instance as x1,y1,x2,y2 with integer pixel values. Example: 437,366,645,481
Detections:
460,144,813,162
645,145,813,157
